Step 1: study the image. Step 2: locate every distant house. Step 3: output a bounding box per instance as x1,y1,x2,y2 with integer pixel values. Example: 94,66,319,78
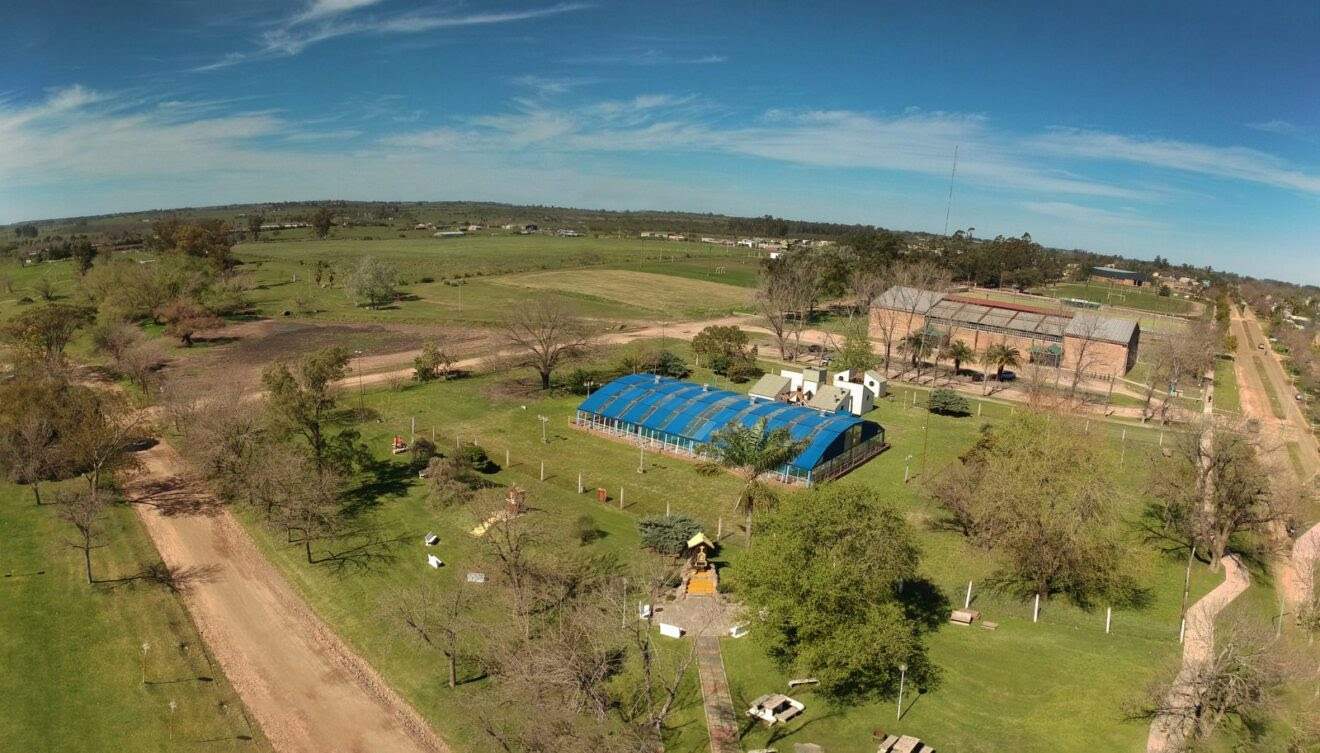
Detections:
433,231,465,238
1090,266,1150,287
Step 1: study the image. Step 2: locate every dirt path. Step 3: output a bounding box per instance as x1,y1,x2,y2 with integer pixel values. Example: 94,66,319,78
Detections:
1146,555,1250,753
127,444,447,753
695,635,742,753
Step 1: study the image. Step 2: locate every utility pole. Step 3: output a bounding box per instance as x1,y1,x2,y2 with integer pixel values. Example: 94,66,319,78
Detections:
353,350,365,415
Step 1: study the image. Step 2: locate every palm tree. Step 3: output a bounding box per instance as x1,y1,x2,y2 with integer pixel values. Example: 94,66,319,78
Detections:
945,340,975,378
696,418,808,548
900,331,937,380
982,343,1022,393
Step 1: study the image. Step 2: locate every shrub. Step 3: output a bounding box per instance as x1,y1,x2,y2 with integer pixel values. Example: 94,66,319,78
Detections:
423,455,484,506
637,513,702,556
459,442,499,473
725,358,764,384
409,437,437,470
419,276,435,284
928,388,971,416
574,514,602,545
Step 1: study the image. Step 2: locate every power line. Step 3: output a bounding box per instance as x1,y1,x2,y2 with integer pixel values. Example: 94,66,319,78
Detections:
943,144,959,236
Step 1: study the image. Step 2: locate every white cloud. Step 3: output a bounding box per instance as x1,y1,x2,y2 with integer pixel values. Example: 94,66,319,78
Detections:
1022,201,1165,229
1248,119,1299,135
564,50,728,66
296,0,387,23
197,3,590,70
1031,128,1320,195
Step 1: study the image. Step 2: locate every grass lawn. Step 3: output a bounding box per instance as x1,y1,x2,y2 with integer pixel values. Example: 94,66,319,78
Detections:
1034,282,1194,316
218,338,1222,753
490,269,754,320
0,482,266,753
1212,356,1242,414
1252,357,1287,419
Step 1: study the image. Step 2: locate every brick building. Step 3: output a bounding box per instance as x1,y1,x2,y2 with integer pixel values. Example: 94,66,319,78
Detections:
870,286,1140,378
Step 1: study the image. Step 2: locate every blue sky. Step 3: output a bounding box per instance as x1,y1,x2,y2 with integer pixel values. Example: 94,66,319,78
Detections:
1,0,1317,283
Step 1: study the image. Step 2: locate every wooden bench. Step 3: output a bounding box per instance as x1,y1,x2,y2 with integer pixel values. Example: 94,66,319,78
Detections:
950,609,980,625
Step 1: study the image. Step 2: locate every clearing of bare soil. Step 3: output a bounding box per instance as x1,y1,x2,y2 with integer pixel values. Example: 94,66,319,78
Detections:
126,443,448,753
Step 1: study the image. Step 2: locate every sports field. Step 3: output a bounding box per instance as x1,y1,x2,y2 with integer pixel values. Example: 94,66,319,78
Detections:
1034,281,1195,316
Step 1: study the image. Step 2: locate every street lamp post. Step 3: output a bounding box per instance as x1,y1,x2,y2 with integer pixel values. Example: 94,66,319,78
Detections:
638,435,646,474
537,414,549,444
897,662,908,720
353,350,365,415
904,454,913,484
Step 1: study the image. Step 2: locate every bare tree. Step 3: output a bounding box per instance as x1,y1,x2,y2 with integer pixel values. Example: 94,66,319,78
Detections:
1136,614,1287,749
380,578,474,688
58,488,108,584
63,390,145,494
473,492,544,637
757,257,815,360
0,412,60,505
501,299,592,390
1152,421,1294,571
871,261,951,376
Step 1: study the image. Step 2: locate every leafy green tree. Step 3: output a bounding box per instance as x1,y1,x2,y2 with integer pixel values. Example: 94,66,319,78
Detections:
2,303,96,368
262,347,360,475
696,419,807,548
247,214,265,241
413,340,453,382
934,412,1134,605
834,316,877,373
70,239,96,274
734,483,937,702
311,207,335,239
637,514,703,556
927,388,970,416
344,256,398,309
692,325,750,365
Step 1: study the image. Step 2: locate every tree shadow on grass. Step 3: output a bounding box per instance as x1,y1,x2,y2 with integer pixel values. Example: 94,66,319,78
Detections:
312,526,406,576
101,562,222,593
341,458,415,517
896,576,952,632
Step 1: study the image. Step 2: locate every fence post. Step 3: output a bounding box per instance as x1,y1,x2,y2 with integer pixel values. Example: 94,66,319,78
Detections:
619,487,624,509
505,448,510,467
965,580,973,609
578,473,583,494
717,516,722,540
666,499,671,516
1178,618,1186,644
1033,594,1040,623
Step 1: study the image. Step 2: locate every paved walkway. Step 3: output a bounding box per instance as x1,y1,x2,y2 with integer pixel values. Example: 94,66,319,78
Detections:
695,635,742,753
1146,554,1250,753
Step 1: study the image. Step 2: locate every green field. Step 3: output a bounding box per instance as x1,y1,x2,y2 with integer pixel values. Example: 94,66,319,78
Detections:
216,337,1225,753
0,482,267,753
1212,356,1242,414
1034,282,1195,316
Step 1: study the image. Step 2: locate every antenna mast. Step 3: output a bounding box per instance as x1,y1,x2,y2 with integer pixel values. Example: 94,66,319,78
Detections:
943,144,959,236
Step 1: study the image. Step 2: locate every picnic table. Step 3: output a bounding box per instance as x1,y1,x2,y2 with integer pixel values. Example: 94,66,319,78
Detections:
877,734,935,753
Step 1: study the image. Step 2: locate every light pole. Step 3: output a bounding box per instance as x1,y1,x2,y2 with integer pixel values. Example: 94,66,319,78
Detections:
353,350,365,415
168,700,177,741
638,435,646,474
141,642,150,684
585,380,598,397
897,662,908,720
903,454,913,484
537,414,549,444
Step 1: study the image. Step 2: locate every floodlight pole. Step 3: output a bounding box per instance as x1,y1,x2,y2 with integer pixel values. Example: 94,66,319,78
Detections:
897,662,908,720
141,642,150,684
538,414,549,444
920,413,931,478
638,437,646,474
354,350,365,414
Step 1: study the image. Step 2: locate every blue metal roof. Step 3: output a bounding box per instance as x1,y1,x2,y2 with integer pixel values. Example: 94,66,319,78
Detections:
577,374,883,472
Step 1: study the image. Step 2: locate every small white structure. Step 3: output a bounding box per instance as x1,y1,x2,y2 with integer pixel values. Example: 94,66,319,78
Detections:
426,555,444,569
466,571,486,583
424,532,440,546
658,623,684,639
783,367,825,400
639,603,652,620
729,623,748,638
829,369,887,415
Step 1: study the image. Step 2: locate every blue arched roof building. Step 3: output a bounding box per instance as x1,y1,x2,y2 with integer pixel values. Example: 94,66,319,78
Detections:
573,374,887,485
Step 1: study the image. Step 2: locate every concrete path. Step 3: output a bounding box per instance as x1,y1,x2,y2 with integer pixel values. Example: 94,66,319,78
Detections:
695,635,742,753
1146,554,1250,753
128,443,447,753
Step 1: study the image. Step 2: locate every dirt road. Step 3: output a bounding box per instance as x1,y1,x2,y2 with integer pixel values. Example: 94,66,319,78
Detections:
127,444,447,753
1229,308,1319,479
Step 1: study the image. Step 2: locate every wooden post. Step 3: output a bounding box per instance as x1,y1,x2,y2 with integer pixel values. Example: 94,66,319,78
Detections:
577,473,583,494
505,448,510,467
665,499,671,516
1106,606,1112,635
539,461,544,481
964,580,973,609
1033,594,1040,623
717,516,723,540
1179,618,1186,644
619,487,624,509
431,425,435,441
978,402,982,416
